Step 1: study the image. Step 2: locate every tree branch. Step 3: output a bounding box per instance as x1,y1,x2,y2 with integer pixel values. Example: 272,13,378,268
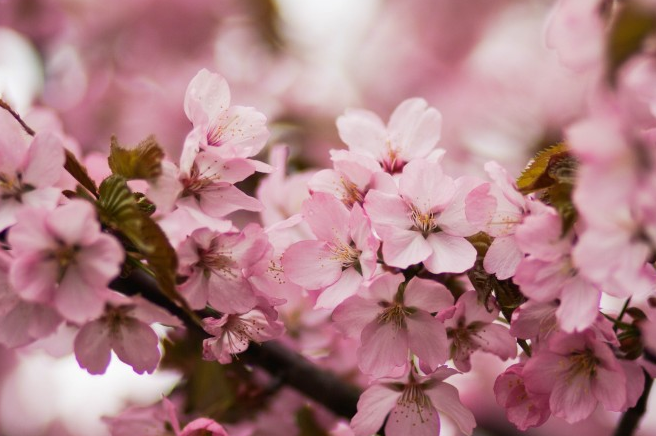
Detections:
110,269,361,419
613,370,653,436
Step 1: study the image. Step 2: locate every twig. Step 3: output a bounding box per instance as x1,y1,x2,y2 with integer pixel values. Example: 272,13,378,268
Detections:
109,269,361,418
613,370,653,436
0,98,35,136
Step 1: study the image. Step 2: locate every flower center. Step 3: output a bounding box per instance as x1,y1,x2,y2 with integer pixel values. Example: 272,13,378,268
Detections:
340,177,364,206
330,242,361,269
410,206,439,235
567,348,600,379
393,381,435,424
378,302,410,330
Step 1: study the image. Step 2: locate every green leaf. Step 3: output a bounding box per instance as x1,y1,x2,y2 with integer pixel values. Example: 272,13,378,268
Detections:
97,175,144,247
108,135,164,180
96,175,186,310
607,2,656,86
516,143,571,195
64,149,99,197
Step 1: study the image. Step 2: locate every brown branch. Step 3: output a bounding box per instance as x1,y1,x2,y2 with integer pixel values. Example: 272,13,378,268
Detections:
0,98,35,136
613,370,653,436
110,269,361,419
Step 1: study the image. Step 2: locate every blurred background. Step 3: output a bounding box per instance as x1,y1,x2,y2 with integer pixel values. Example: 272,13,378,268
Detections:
0,0,650,435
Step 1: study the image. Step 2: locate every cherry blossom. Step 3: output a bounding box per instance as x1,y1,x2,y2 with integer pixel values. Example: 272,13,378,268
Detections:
8,200,124,323
350,367,475,436
333,273,453,377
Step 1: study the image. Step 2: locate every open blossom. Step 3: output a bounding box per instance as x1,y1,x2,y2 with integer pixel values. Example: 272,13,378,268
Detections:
443,291,517,372
513,202,601,332
466,161,530,279
307,150,382,208
202,301,284,364
282,192,379,310
8,200,124,323
74,294,180,375
337,98,443,173
364,158,479,274
350,367,475,436
494,363,551,431
333,273,453,378
0,249,61,348
148,133,262,218
522,330,642,423
0,110,65,231
184,68,269,160
177,224,270,313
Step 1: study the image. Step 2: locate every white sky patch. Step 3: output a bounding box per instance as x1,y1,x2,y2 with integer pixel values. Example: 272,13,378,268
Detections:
0,27,43,113
0,350,180,436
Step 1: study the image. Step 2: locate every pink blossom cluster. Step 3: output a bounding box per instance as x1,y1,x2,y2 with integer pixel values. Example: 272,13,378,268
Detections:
4,1,656,434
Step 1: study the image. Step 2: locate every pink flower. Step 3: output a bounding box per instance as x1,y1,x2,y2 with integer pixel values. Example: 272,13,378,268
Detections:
148,135,262,218
308,150,381,207
282,192,379,310
0,249,61,348
443,291,517,372
74,295,179,375
202,301,284,364
364,158,479,274
333,273,453,377
513,203,601,332
467,161,529,279
337,98,443,173
494,363,550,431
8,200,124,323
0,110,65,231
177,224,270,313
184,68,269,160
522,330,641,423
350,367,475,436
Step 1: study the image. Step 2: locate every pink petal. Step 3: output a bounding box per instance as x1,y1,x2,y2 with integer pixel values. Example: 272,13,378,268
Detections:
380,228,431,269
403,277,454,312
591,364,628,412
194,153,256,184
363,189,413,230
46,200,99,246
368,273,405,302
302,192,350,243
282,240,342,289
22,132,65,187
424,233,476,274
388,98,442,160
407,311,448,371
332,296,381,339
483,236,522,279
471,323,517,361
206,273,258,315
315,267,362,310
550,376,596,423
184,68,230,125
199,184,263,216
336,108,387,158
10,252,58,303
55,267,107,323
74,320,112,375
112,318,161,374
350,384,401,436
426,382,476,436
555,278,600,332
358,321,409,378
398,159,454,213
386,401,439,436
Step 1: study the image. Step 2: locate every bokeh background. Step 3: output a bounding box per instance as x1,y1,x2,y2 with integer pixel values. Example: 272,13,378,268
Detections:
0,0,652,435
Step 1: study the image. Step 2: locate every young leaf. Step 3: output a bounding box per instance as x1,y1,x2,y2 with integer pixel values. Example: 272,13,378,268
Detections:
108,135,164,180
97,175,144,248
516,143,571,195
65,149,99,197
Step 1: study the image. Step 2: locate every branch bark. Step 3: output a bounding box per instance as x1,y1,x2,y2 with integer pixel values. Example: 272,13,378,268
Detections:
109,269,361,419
613,370,653,436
